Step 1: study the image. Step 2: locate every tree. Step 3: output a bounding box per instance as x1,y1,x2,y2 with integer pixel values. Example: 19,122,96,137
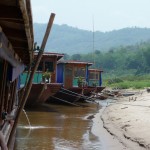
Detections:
63,53,70,60
71,54,81,61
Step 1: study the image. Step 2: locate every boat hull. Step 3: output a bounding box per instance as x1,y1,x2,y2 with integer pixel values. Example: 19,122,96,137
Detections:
26,83,62,107
87,86,105,93
95,86,105,93
47,87,83,104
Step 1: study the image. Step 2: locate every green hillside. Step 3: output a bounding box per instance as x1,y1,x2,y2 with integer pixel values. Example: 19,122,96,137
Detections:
34,23,150,54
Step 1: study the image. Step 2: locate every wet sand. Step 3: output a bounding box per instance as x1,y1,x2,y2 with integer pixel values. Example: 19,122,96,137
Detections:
101,89,150,150
91,100,127,150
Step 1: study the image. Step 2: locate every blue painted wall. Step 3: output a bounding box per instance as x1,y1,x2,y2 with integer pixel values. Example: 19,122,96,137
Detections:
99,73,102,86
57,63,64,83
86,65,89,84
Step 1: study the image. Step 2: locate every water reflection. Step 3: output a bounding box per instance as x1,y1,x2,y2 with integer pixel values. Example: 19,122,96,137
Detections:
15,103,101,150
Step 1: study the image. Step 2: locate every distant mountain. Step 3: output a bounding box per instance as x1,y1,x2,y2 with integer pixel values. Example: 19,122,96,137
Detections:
34,23,150,54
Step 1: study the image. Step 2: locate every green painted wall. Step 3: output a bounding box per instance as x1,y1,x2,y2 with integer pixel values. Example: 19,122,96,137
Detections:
89,79,99,86
73,77,86,87
73,78,78,86
20,72,43,85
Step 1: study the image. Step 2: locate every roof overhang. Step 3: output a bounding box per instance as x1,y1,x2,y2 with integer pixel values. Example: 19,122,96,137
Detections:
0,0,34,65
89,69,103,72
34,52,64,61
58,60,93,66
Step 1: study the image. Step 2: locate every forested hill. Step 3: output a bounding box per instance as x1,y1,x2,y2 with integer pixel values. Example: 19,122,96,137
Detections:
34,23,150,54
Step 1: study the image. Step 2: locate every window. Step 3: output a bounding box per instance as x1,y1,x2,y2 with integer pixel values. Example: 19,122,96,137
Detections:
45,62,53,72
89,72,99,80
74,67,85,77
37,62,43,71
65,67,72,76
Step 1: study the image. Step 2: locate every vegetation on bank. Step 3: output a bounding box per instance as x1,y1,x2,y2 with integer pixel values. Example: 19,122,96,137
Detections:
103,75,150,89
64,41,150,89
34,24,150,89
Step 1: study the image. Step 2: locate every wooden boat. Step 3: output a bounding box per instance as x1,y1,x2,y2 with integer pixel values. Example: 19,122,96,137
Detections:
21,52,64,107
95,86,105,93
0,0,33,149
48,60,94,104
88,69,105,93
47,87,83,104
26,83,63,106
83,87,95,97
96,94,108,100
87,86,105,93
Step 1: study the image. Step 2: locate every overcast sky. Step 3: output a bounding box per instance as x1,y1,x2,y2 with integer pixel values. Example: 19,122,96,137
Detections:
31,0,150,32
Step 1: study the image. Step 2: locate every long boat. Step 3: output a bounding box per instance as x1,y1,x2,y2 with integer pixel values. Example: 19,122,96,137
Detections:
21,52,64,107
47,60,95,104
88,69,105,93
0,0,33,149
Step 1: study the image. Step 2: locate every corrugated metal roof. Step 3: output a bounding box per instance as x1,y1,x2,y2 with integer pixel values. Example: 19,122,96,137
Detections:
89,69,103,72
34,52,64,60
58,60,93,66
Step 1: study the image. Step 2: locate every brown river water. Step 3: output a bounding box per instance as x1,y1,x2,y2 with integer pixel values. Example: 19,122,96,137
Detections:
14,103,102,150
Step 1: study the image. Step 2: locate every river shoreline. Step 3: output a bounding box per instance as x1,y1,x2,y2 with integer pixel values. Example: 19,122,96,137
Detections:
91,100,126,150
97,89,150,150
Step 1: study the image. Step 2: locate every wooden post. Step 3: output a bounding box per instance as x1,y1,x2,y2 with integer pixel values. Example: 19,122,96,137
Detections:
0,61,8,114
7,13,55,148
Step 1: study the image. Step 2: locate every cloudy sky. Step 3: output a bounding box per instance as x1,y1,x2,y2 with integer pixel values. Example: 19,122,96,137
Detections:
31,0,150,32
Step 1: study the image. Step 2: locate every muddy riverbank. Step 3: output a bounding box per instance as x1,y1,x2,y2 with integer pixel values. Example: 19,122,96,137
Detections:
15,89,149,150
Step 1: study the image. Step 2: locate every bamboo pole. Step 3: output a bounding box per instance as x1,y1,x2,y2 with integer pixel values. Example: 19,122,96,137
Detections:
7,13,55,149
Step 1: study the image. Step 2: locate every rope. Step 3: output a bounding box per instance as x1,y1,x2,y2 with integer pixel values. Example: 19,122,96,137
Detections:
61,88,81,97
50,96,82,107
59,90,81,98
61,88,96,101
22,109,32,138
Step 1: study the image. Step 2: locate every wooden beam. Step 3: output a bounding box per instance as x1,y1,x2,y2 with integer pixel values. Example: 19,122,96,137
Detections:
8,37,27,42
0,1,18,6
0,6,22,21
19,0,33,51
0,0,34,65
10,40,28,49
1,28,26,40
0,20,25,30
0,31,21,67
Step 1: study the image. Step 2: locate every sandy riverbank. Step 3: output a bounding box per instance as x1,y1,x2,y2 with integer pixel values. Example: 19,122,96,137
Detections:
101,89,150,150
